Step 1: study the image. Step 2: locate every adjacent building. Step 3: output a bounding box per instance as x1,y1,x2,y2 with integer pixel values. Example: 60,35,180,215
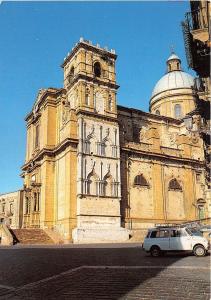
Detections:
0,190,23,229
182,0,210,218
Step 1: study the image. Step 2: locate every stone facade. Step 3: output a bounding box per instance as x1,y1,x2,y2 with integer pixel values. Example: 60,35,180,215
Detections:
21,39,209,243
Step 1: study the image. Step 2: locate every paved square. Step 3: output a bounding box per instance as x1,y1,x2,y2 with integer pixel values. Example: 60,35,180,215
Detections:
0,245,210,299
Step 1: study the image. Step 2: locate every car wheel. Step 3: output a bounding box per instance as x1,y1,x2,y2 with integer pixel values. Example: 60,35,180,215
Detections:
150,246,161,257
193,245,206,257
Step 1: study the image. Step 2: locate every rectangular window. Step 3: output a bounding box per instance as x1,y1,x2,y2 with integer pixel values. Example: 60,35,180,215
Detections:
34,193,37,211
2,203,5,213
84,141,90,154
112,182,119,197
10,203,13,214
35,124,40,149
25,198,30,214
196,172,201,182
98,181,105,196
96,142,106,156
112,145,117,158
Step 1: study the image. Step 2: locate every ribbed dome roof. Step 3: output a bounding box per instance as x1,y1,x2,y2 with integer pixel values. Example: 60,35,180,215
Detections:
151,71,194,98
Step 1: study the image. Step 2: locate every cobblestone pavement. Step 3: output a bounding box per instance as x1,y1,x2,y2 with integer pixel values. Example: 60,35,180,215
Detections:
0,244,210,299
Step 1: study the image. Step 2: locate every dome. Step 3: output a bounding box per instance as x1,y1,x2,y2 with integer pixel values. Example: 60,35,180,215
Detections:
151,71,194,98
167,53,180,61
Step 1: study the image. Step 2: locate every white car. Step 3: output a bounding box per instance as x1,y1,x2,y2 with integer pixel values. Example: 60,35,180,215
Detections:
143,226,209,257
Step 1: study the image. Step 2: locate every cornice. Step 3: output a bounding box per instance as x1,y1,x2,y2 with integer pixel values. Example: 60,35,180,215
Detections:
76,109,118,123
61,42,117,68
121,146,205,167
22,137,78,171
117,105,182,125
150,87,194,105
67,73,119,90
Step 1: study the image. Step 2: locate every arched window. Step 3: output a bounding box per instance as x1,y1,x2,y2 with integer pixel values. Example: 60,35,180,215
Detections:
134,174,149,187
68,66,74,83
86,171,99,195
155,110,160,115
85,88,90,105
33,192,40,212
168,178,182,191
34,193,37,211
94,62,101,77
70,66,74,76
174,104,182,118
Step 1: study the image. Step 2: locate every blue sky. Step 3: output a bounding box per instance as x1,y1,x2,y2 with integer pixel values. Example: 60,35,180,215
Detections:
0,1,193,193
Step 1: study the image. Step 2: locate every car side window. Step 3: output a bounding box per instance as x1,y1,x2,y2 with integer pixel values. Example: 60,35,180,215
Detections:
150,231,158,238
150,230,169,238
146,231,151,238
159,230,169,238
170,229,181,237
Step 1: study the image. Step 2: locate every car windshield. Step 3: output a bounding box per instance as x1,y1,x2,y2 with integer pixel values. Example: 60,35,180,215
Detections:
186,228,203,236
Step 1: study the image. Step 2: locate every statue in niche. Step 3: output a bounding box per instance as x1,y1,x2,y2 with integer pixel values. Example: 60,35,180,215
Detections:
62,100,70,126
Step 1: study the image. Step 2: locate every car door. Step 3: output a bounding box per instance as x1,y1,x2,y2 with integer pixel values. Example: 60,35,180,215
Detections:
170,229,192,250
157,229,170,250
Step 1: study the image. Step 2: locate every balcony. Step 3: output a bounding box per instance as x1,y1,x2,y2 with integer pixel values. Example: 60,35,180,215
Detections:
185,7,208,31
182,7,210,77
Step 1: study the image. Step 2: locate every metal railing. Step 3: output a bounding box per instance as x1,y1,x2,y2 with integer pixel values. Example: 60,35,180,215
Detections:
185,7,208,31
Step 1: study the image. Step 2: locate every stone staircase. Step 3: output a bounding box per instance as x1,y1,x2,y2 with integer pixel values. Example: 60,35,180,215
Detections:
10,229,55,245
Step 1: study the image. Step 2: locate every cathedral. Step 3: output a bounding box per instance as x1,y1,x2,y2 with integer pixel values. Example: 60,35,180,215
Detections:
20,38,209,243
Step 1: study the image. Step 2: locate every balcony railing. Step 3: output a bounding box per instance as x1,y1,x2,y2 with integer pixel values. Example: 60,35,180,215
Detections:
185,7,208,31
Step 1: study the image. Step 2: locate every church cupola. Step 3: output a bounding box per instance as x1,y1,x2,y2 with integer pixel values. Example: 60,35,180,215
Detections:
167,52,181,72
150,51,196,119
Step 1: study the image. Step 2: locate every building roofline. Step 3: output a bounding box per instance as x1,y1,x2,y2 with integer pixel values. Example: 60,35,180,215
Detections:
117,105,182,125
0,189,23,197
61,40,117,68
25,88,64,121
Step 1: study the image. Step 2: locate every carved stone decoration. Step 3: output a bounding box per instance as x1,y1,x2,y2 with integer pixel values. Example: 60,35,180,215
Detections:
190,132,199,145
86,124,95,140
103,128,110,142
33,89,46,114
62,100,70,126
168,132,178,147
139,126,148,143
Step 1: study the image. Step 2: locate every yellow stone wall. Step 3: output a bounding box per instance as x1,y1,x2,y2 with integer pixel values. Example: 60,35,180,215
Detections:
21,40,209,243
150,89,196,119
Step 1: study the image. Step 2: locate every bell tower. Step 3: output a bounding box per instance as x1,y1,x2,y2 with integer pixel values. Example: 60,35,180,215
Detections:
62,37,118,117
62,38,129,243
